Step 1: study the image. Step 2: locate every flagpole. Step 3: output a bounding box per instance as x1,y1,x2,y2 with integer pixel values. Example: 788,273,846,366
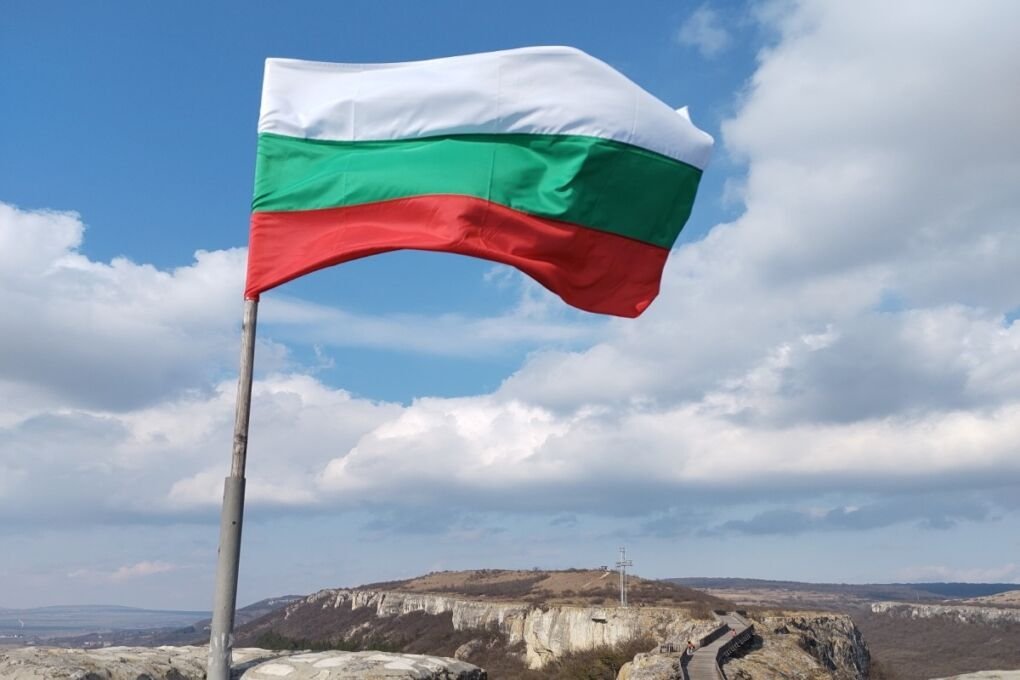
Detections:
208,297,258,680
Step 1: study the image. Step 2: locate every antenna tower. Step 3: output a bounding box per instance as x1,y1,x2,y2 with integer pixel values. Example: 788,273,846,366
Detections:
615,546,633,607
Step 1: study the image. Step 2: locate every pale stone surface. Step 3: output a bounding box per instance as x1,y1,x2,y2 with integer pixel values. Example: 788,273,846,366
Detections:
617,652,683,680
0,646,484,680
0,645,285,679
301,588,715,668
240,651,486,679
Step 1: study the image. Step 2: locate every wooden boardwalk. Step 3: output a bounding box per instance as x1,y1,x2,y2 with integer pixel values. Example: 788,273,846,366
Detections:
683,612,753,680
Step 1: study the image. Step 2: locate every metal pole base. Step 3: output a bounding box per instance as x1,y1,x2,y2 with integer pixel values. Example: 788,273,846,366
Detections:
207,475,246,680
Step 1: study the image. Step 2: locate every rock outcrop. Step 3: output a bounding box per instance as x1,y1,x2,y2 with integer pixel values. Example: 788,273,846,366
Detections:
273,588,715,668
0,646,484,680
0,645,284,679
242,651,485,679
871,601,1020,625
722,614,868,680
617,652,683,680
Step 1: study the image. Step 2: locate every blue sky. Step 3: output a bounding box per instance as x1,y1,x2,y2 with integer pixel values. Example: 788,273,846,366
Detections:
2,0,1020,610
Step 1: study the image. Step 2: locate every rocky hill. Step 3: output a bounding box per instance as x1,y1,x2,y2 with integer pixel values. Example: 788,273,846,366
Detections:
235,570,870,679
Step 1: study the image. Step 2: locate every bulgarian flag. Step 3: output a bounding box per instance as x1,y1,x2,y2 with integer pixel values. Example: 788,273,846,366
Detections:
245,46,713,317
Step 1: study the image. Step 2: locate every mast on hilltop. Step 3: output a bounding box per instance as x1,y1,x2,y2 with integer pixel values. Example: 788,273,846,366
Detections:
616,546,633,607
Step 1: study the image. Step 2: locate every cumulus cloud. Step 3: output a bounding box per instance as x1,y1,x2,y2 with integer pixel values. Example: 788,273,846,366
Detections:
676,5,732,59
0,372,402,525
0,203,245,410
302,0,1020,518
109,561,178,581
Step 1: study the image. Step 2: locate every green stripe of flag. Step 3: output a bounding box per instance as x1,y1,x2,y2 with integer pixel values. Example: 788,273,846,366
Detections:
253,132,703,250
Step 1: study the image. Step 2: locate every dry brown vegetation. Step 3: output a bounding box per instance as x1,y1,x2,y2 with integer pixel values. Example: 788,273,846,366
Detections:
852,608,1020,680
244,609,490,658
500,637,656,680
366,569,730,609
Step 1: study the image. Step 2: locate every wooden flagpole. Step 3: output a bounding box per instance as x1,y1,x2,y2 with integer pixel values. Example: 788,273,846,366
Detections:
208,298,258,680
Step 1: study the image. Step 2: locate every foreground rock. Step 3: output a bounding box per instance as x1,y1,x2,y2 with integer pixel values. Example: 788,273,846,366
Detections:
0,646,483,679
617,652,683,680
0,645,287,679
242,651,485,679
932,673,1020,680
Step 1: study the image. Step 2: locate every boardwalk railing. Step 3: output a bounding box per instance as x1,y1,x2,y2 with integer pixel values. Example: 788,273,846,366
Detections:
717,615,754,663
680,612,755,680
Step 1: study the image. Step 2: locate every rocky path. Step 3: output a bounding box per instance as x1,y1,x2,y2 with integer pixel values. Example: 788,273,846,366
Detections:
684,613,753,680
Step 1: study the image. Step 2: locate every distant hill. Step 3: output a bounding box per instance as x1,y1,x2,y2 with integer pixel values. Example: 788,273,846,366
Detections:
234,569,731,650
903,582,1020,599
234,569,735,678
358,568,730,608
190,595,305,632
668,577,1020,604
0,595,302,647
0,604,208,640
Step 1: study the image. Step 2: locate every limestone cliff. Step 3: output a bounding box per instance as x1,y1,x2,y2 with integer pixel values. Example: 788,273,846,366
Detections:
871,601,1020,625
261,588,715,668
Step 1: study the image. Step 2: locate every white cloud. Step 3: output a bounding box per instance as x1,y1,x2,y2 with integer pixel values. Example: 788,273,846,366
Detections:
0,373,402,523
307,0,1020,515
110,561,178,581
313,394,1020,514
676,5,733,59
0,203,246,410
